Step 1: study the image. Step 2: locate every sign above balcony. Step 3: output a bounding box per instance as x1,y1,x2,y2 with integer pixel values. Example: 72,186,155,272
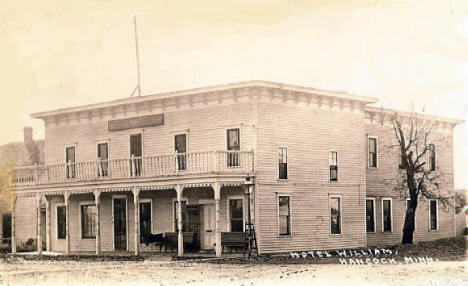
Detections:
108,114,164,131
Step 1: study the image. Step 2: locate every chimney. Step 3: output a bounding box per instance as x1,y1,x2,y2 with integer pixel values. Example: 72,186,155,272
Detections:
24,126,33,142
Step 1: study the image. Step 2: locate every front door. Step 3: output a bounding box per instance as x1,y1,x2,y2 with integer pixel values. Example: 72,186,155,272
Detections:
113,198,127,250
200,203,215,250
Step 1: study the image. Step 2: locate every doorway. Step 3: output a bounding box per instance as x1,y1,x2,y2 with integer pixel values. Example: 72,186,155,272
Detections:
199,203,215,250
113,197,127,251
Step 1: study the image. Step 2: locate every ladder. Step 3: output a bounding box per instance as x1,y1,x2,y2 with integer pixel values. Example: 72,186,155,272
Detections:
244,222,259,259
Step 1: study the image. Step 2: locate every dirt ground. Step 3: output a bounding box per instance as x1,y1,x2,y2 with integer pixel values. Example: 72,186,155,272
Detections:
0,238,466,286
0,258,466,286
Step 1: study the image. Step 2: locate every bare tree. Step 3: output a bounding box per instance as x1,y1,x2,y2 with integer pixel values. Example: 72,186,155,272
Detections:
389,112,451,244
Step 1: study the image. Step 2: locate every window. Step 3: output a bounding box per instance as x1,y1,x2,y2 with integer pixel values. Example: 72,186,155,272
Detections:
382,199,392,232
97,143,108,177
81,204,97,239
366,199,375,232
2,213,11,243
398,145,405,169
278,147,288,179
66,146,75,179
173,200,187,232
140,201,152,237
429,200,438,230
329,151,338,182
130,134,142,176
428,144,436,171
175,134,187,171
278,196,291,235
330,196,341,235
229,199,244,232
226,128,240,167
57,205,66,239
368,137,377,168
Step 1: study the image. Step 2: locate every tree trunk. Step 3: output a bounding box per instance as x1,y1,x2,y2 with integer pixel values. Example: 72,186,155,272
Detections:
402,198,417,244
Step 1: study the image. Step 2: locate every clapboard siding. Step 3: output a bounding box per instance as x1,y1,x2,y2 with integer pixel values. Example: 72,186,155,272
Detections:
45,102,255,164
365,122,455,246
14,196,36,242
255,102,367,253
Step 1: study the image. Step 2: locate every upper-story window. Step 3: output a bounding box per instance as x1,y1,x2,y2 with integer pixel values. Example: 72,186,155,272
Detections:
175,134,187,171
278,147,288,180
398,145,405,169
97,143,108,177
227,128,240,167
130,134,142,176
428,144,436,171
368,137,377,168
329,151,338,182
66,146,75,179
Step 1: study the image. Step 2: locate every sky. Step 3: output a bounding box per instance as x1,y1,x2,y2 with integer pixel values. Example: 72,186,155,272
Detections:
0,0,467,188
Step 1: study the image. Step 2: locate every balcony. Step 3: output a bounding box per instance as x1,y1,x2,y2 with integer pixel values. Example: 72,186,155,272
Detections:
10,151,254,187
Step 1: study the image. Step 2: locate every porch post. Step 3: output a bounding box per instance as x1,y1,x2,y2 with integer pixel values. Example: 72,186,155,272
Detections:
213,182,221,257
64,191,70,255
11,194,17,254
93,190,101,255
36,193,42,255
132,187,140,256
176,184,183,257
45,196,50,251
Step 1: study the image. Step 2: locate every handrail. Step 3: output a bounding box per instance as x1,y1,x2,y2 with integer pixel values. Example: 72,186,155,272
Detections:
10,150,254,186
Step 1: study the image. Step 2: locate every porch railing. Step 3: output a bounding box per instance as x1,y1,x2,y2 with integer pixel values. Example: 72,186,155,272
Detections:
10,150,254,186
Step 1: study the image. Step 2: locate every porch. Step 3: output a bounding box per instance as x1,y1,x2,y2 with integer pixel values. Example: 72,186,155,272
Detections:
10,180,254,258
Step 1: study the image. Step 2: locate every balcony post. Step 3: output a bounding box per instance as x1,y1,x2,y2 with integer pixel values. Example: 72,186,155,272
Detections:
36,193,42,255
132,187,140,256
214,151,218,173
10,194,17,254
130,154,135,177
64,191,70,255
213,182,221,257
93,190,101,255
175,184,183,257
34,164,38,185
175,150,179,173
45,196,50,251
97,157,102,178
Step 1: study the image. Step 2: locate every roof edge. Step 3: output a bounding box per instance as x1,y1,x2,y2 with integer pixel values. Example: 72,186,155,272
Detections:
31,80,378,119
365,106,464,125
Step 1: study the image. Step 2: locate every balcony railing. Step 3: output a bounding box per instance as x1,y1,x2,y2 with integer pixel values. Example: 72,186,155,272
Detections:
10,150,254,187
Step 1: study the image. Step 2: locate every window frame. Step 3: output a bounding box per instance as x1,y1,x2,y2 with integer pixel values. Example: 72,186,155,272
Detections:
427,143,437,172
226,195,245,232
365,198,376,233
139,198,153,235
97,141,109,176
381,198,393,233
56,203,66,240
2,213,12,241
328,150,339,182
276,194,292,237
368,136,378,168
172,197,188,232
79,201,97,239
65,144,76,179
329,195,342,235
225,127,242,168
428,199,439,231
129,132,144,157
277,146,288,180
174,132,188,171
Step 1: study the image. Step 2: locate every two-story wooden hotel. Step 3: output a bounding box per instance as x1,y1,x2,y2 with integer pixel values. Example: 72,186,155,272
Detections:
7,81,462,256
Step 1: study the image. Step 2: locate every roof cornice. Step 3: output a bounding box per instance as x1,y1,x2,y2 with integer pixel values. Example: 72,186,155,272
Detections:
30,80,378,119
365,106,464,125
